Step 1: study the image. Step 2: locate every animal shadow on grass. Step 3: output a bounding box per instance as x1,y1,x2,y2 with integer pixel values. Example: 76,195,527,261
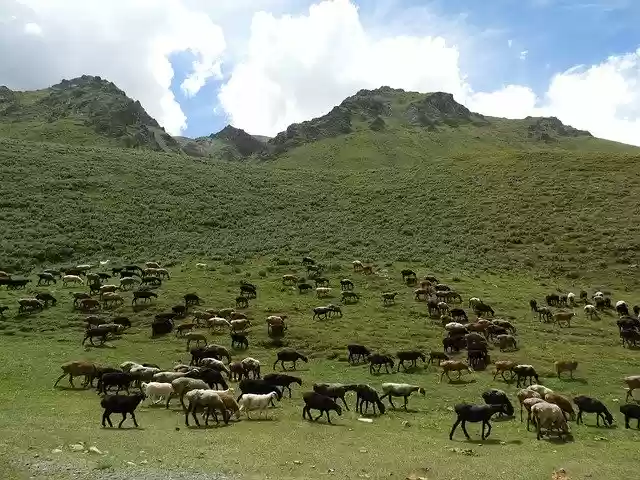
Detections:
541,434,575,444
460,438,522,446
102,426,146,431
492,415,516,423
559,377,589,385
584,423,618,430
447,378,476,385
185,424,231,430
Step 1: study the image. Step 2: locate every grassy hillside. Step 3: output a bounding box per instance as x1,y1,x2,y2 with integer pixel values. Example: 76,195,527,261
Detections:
1,136,640,283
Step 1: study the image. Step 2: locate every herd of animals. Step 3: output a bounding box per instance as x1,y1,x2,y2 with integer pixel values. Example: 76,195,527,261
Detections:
1,257,640,442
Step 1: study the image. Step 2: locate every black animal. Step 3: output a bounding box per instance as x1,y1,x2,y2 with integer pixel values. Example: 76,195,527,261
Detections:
101,393,145,428
240,284,257,299
450,308,468,322
353,384,386,415
529,299,537,312
236,296,249,309
620,328,640,348
274,349,308,370
172,305,187,317
443,336,466,353
313,383,357,410
449,404,504,440
298,283,313,294
427,299,440,317
513,365,539,387
97,273,111,280
573,395,613,427
141,276,161,287
82,326,112,346
237,379,283,403
263,373,302,398
112,316,131,330
313,306,332,319
0,306,8,317
546,294,560,306
340,279,354,291
487,324,508,341
132,290,157,304
481,389,514,417
98,372,134,395
37,273,57,286
426,351,449,367
186,368,228,390
190,345,232,364
396,350,426,371
230,332,249,349
7,278,30,289
369,354,394,374
302,257,315,266
314,277,330,287
401,269,416,280
120,270,140,279
620,404,640,429
35,292,57,307
468,348,488,370
151,318,174,336
347,344,370,364
302,392,342,424
435,284,451,292
184,293,201,307
617,303,630,317
91,366,122,389
473,303,495,317
43,269,61,278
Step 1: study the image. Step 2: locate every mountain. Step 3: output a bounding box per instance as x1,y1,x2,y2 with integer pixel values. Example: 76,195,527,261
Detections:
175,126,267,161
0,75,182,152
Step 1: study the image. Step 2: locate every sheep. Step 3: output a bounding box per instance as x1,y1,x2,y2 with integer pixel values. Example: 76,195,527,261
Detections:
102,292,124,308
523,397,546,430
623,375,640,402
439,360,473,383
129,366,160,388
141,382,174,406
238,392,279,419
316,287,332,298
341,291,359,303
302,391,343,423
620,404,640,429
282,274,298,285
169,377,210,409
353,384,386,415
584,304,599,319
616,300,629,317
274,349,308,370
53,361,97,388
526,384,554,397
492,319,516,334
230,332,249,349
553,311,575,327
468,297,482,310
175,322,196,337
352,260,363,271
206,317,231,332
496,334,517,352
493,360,517,381
120,361,142,372
380,383,425,410
263,373,302,398
229,361,247,381
101,392,145,428
237,379,282,403
230,319,252,332
554,360,578,379
195,262,208,269
369,353,395,374
37,272,57,286
312,383,356,410
542,393,575,421
438,302,450,315
341,279,354,291
199,357,230,375
481,389,514,417
266,315,288,334
567,292,576,306
298,283,313,294
442,335,466,353
573,396,613,427
449,404,504,440
187,368,229,390
513,365,539,387
98,372,134,395
82,325,114,346
184,389,229,427
517,388,542,422
153,371,188,384
62,275,83,286
347,344,370,364
531,402,570,440
396,350,426,371
241,357,261,379
190,345,232,364
445,321,467,333
426,351,449,368
18,298,44,314
381,292,398,305
230,311,248,320
132,290,157,304
184,332,207,351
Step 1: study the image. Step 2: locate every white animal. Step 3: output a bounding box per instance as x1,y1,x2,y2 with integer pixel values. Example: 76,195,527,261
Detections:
241,357,261,379
170,377,209,409
130,366,160,387
616,300,628,309
316,287,332,298
238,392,279,419
184,389,227,425
230,319,252,332
584,304,599,319
380,383,425,409
445,322,466,332
199,358,230,375
567,292,575,305
531,401,569,440
62,275,83,286
120,361,142,372
196,263,208,269
153,371,188,383
145,262,161,269
141,382,174,405
100,260,110,266
206,317,231,331
525,384,554,397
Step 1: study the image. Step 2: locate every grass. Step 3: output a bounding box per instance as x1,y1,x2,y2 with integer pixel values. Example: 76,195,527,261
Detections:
0,259,639,479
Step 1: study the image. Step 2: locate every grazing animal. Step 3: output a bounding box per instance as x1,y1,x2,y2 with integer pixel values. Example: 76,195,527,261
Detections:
184,293,202,307
380,383,425,410
35,292,57,307
473,303,495,317
236,296,249,309
517,388,542,422
340,279,354,291
282,274,298,285
175,322,196,336
396,350,426,371
624,375,640,402
302,392,342,423
37,273,57,286
449,404,504,440
531,402,570,440
313,383,356,410
341,291,359,303
98,372,134,395
482,389,514,416
553,311,575,327
493,360,517,381
184,390,228,427
237,379,282,402
230,319,252,332
496,334,517,352
238,392,279,419
513,365,539,387
369,354,395,374
352,260,363,271
230,332,249,349
381,292,398,305
101,393,145,428
347,344,370,364
274,349,308,370
439,360,473,383
573,396,613,426
132,290,157,304
450,308,468,323
263,373,302,398
190,345,232,365
298,283,313,294
544,393,575,421
184,332,207,350
169,377,209,409
616,300,629,317
353,384,386,415
18,298,45,314
555,360,578,379
53,361,97,388
241,357,261,379
316,287,332,298
620,404,640,429
426,351,449,368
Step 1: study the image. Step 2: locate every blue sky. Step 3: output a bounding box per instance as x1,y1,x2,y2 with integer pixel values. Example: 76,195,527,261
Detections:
169,0,640,138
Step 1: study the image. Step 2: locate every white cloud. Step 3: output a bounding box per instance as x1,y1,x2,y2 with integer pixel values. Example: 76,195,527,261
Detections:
467,85,538,118
219,0,470,136
507,39,513,48
519,49,528,60
23,22,42,36
0,0,226,134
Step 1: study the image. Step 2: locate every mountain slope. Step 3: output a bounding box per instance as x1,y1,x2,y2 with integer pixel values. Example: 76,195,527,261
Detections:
0,75,182,152
175,126,267,161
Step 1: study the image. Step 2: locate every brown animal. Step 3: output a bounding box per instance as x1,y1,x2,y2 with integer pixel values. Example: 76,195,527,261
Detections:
554,360,578,379
438,360,473,383
544,393,575,421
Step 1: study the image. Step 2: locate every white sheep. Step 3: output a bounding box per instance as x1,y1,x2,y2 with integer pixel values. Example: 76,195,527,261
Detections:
230,319,252,332
153,371,188,383
145,262,161,269
62,275,83,286
468,297,482,309
516,388,542,422
531,401,570,440
316,287,332,298
352,260,363,271
241,357,261,379
522,397,546,430
141,382,174,405
184,332,207,350
173,364,191,372
184,389,228,426
206,317,231,332
170,377,209,409
380,383,425,410
195,263,208,269
444,322,466,332
525,384,554,397
238,392,279,419
584,304,599,319
567,292,575,305
200,358,230,376
130,366,160,387
120,361,143,372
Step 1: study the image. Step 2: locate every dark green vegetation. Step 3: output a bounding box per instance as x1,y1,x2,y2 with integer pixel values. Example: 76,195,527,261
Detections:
0,261,639,480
